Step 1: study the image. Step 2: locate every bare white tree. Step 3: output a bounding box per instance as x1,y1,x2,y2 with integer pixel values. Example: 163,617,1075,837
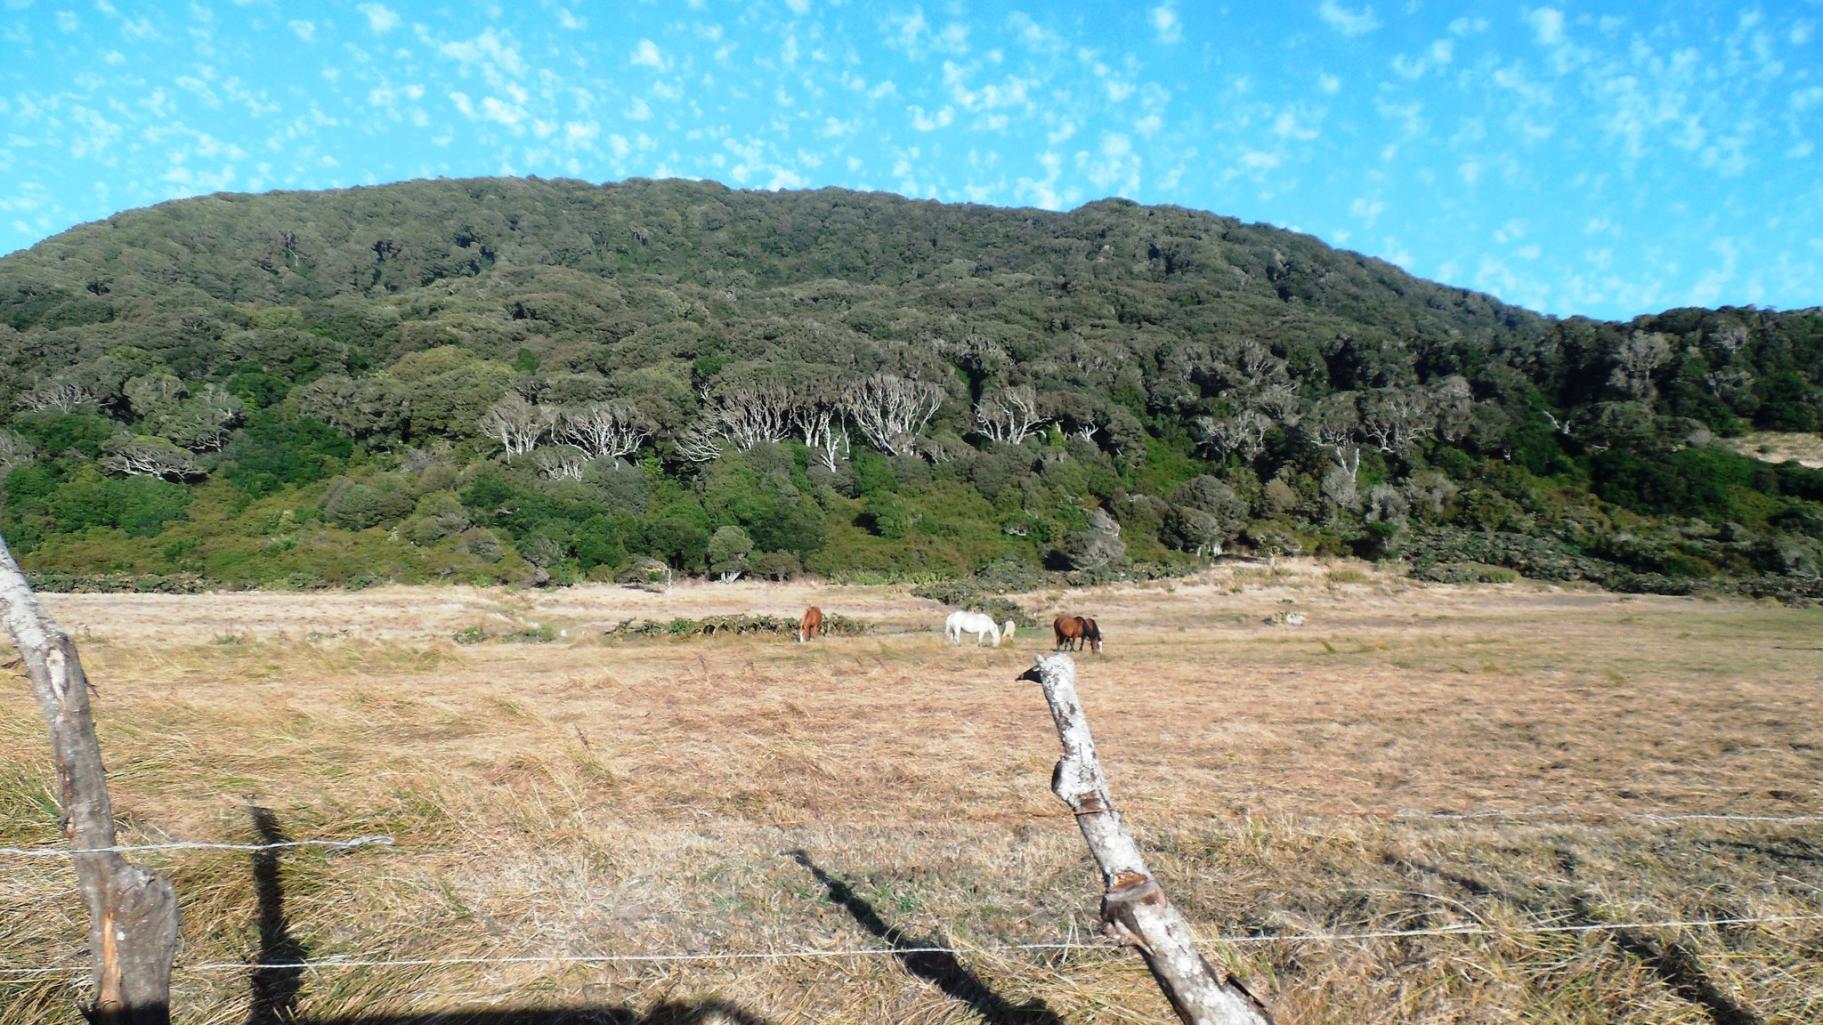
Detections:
18,379,96,413
478,393,546,460
1306,393,1362,486
123,373,187,418
1229,338,1285,387
700,383,794,451
1196,409,1271,461
973,385,1050,444
159,384,243,451
531,445,589,481
100,439,203,481
843,373,944,455
554,402,650,461
1609,330,1672,401
791,403,850,471
1252,381,1302,425
674,423,725,463
1360,387,1436,454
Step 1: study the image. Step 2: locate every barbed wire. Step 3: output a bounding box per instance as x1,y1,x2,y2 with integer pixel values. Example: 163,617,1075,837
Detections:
3,912,1819,979
0,835,393,858
2,804,1819,860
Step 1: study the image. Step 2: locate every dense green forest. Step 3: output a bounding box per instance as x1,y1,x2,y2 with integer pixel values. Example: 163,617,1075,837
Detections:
1,176,1820,600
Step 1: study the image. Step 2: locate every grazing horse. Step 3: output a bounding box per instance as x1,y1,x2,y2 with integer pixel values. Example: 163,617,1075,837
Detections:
1053,615,1105,653
798,606,823,643
945,610,1002,647
1001,620,1017,641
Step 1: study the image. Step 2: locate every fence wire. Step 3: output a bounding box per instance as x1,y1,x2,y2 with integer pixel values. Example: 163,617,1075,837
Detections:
3,912,1820,979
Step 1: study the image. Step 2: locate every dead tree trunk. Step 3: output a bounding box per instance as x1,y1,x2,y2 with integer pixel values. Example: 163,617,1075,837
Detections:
0,536,177,1024
1018,653,1274,1025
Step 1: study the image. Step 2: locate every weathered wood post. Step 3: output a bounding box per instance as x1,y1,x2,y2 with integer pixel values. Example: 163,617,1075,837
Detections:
0,536,177,1024
1018,652,1274,1025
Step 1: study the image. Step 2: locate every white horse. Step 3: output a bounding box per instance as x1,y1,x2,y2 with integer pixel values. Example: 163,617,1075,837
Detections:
944,610,1002,647
1001,620,1017,640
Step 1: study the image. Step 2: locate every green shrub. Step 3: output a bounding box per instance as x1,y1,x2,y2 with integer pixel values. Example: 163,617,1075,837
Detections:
320,479,413,531
1410,561,1521,584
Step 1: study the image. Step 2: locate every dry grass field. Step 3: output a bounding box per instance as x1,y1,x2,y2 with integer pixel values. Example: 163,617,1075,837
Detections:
1726,431,1823,469
3,561,1821,1024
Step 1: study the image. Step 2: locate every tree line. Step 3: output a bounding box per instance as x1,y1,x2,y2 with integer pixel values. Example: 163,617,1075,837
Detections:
0,177,1819,598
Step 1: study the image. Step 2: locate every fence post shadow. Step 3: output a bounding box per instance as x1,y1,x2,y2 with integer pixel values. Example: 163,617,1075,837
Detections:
239,807,781,1025
786,849,1065,1025
246,804,308,1025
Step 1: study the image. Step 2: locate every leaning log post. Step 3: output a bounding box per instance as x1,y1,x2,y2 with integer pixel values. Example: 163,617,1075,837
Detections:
0,535,177,1024
1018,653,1273,1025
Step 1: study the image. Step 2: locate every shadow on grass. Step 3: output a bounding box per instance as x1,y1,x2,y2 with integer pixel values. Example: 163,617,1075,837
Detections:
246,804,306,1025
306,1004,776,1024
786,849,1065,1025
240,807,779,1025
1393,854,1763,1025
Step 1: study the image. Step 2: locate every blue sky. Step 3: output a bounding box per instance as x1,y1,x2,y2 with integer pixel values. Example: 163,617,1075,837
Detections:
2,1,1818,320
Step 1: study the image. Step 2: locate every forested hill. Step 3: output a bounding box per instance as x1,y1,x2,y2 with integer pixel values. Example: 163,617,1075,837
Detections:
1,176,1820,600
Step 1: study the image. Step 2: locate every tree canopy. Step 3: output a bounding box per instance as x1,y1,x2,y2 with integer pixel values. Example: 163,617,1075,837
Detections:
1,176,1819,599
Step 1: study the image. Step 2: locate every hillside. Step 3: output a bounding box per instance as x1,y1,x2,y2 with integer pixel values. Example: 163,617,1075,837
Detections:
0,176,1820,598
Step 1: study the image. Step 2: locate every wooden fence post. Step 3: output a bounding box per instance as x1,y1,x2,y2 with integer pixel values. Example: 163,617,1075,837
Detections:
1018,652,1274,1025
0,536,177,1024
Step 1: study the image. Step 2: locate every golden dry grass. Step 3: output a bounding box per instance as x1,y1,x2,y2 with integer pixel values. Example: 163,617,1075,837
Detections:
2,561,1820,1024
1725,431,1823,468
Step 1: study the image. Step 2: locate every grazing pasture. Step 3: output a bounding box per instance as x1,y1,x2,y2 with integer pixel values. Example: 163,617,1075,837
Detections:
2,561,1820,1024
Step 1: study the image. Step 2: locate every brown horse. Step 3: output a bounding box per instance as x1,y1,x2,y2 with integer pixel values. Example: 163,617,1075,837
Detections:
798,606,823,643
1052,615,1104,653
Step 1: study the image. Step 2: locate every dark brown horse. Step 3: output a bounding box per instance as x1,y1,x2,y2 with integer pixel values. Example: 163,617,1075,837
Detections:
1052,615,1103,653
798,606,823,643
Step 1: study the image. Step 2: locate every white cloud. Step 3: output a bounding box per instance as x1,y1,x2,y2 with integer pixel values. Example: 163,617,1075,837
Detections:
1237,149,1280,172
556,8,585,30
1151,4,1181,44
1007,12,1066,54
1318,1,1380,37
358,3,399,34
630,39,666,69
1528,7,1564,46
909,104,953,131
1349,196,1384,225
288,19,314,42
892,7,928,51
1080,131,1140,193
1449,16,1489,35
783,0,810,13
478,96,525,127
1273,109,1319,140
1318,73,1341,94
